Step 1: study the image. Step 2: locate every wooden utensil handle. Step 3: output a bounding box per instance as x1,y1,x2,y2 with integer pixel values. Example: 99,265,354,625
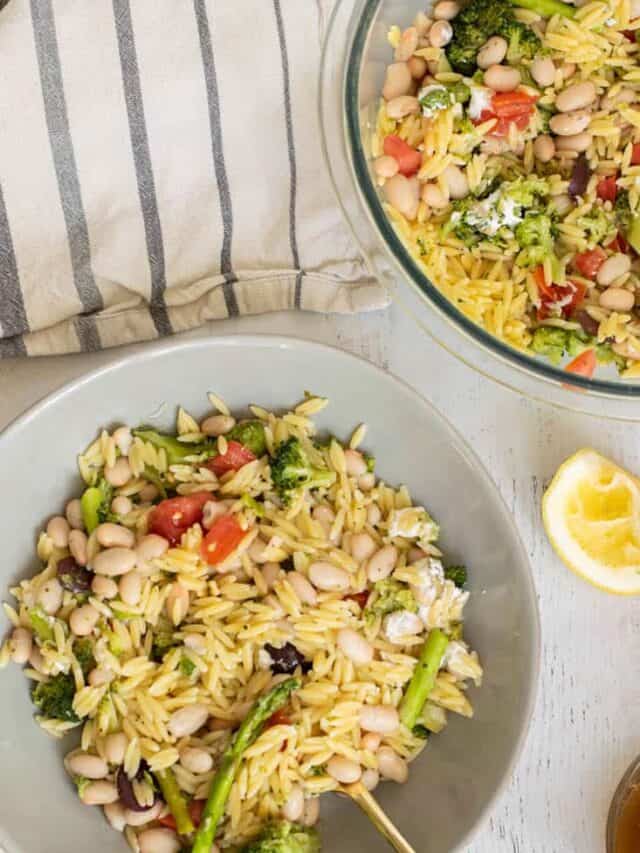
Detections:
343,783,416,853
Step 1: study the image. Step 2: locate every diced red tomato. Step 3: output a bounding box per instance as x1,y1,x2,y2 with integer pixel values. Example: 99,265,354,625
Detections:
382,135,422,177
565,349,597,378
476,91,538,138
608,232,629,254
148,492,211,545
267,709,292,727
533,266,586,320
345,591,370,609
574,247,607,279
632,143,640,166
597,174,618,203
158,798,206,831
200,513,248,566
206,440,256,477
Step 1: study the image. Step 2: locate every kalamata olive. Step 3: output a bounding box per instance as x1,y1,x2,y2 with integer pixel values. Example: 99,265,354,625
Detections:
573,310,599,337
264,642,311,675
116,762,158,813
57,556,92,593
568,153,590,199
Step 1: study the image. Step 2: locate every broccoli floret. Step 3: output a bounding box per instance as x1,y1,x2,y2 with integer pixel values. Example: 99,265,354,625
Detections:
227,420,267,458
565,329,592,358
151,631,178,662
364,454,376,473
179,656,196,678
531,327,569,365
503,176,550,209
412,724,431,739
419,86,455,117
73,639,96,677
503,18,541,65
447,197,483,247
241,493,266,517
536,104,554,133
32,672,79,722
241,821,321,853
365,578,418,624
448,80,471,104
80,477,114,534
515,213,556,267
576,206,613,247
29,606,55,644
615,189,632,229
270,438,336,506
444,565,467,587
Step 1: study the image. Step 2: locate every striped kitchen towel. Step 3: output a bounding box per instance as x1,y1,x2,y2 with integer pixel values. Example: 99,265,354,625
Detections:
0,0,387,357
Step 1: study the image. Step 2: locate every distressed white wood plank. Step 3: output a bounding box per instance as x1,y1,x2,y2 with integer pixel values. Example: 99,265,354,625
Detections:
1,302,638,853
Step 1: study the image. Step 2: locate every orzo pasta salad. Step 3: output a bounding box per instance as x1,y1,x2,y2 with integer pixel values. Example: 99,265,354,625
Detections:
376,0,640,378
2,394,481,852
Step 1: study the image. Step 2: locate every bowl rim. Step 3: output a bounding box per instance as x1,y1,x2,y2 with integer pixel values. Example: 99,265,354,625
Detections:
342,0,640,399
0,333,541,852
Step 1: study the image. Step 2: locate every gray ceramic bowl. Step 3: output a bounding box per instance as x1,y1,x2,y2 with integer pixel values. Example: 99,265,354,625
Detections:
0,336,539,853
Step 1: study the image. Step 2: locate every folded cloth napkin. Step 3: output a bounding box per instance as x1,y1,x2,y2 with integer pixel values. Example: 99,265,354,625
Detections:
0,0,387,357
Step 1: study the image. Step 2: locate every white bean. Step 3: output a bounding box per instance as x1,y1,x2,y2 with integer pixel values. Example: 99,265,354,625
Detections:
556,80,596,113
104,801,127,832
47,516,70,549
249,537,269,564
69,529,88,566
476,36,507,70
613,339,640,360
111,495,132,517
384,174,420,220
135,533,169,569
374,155,399,179
386,95,420,120
377,747,409,783
70,604,100,637
549,110,591,136
28,646,46,673
167,583,190,626
414,11,432,35
93,547,137,577
421,182,447,209
301,796,320,827
91,575,119,599
428,19,453,47
282,784,305,822
358,472,376,492
408,546,427,563
261,562,282,590
382,62,413,100
337,628,374,665
168,703,209,738
362,769,380,791
65,498,84,530
113,426,132,455
483,64,520,93
408,55,428,79
600,88,636,110
180,747,214,774
288,571,318,605
433,0,460,19
9,627,32,664
89,667,114,687
367,504,382,526
350,532,377,563
201,414,235,436
631,0,640,17
599,286,635,311
138,483,158,502
96,523,135,549
104,732,128,765
344,449,368,476
530,56,556,88
308,561,351,592
442,164,468,200
367,545,398,582
104,457,132,487
359,704,400,735
394,26,419,61
201,500,231,530
597,253,631,286
555,132,592,153
67,752,109,780
184,633,207,654
80,780,119,806
119,571,143,606
327,756,362,784
533,134,555,163
138,828,181,853
361,732,382,753
124,801,164,827
37,578,63,615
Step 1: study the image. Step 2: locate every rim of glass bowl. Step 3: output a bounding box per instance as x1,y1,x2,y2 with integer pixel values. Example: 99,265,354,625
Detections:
337,0,640,411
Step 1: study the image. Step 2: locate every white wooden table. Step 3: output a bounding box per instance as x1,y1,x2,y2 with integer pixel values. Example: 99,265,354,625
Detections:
2,300,639,852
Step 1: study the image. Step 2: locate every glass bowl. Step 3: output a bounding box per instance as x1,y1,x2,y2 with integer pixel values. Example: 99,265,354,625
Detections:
319,0,640,419
607,754,640,852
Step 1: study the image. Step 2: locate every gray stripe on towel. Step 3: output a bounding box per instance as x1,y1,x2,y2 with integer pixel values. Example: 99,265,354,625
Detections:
273,0,302,308
193,0,238,317
113,0,173,338
0,183,28,350
30,0,102,350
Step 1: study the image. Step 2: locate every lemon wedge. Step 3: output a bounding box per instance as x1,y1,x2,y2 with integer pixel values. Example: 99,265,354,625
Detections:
542,448,640,595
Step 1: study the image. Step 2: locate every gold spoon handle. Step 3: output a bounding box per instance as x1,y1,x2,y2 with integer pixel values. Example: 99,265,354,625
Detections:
342,783,416,853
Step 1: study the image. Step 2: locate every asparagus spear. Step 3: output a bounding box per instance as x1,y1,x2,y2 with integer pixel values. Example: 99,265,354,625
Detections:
513,0,576,17
399,628,449,730
155,767,194,835
132,429,215,465
191,677,300,853
80,478,113,533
